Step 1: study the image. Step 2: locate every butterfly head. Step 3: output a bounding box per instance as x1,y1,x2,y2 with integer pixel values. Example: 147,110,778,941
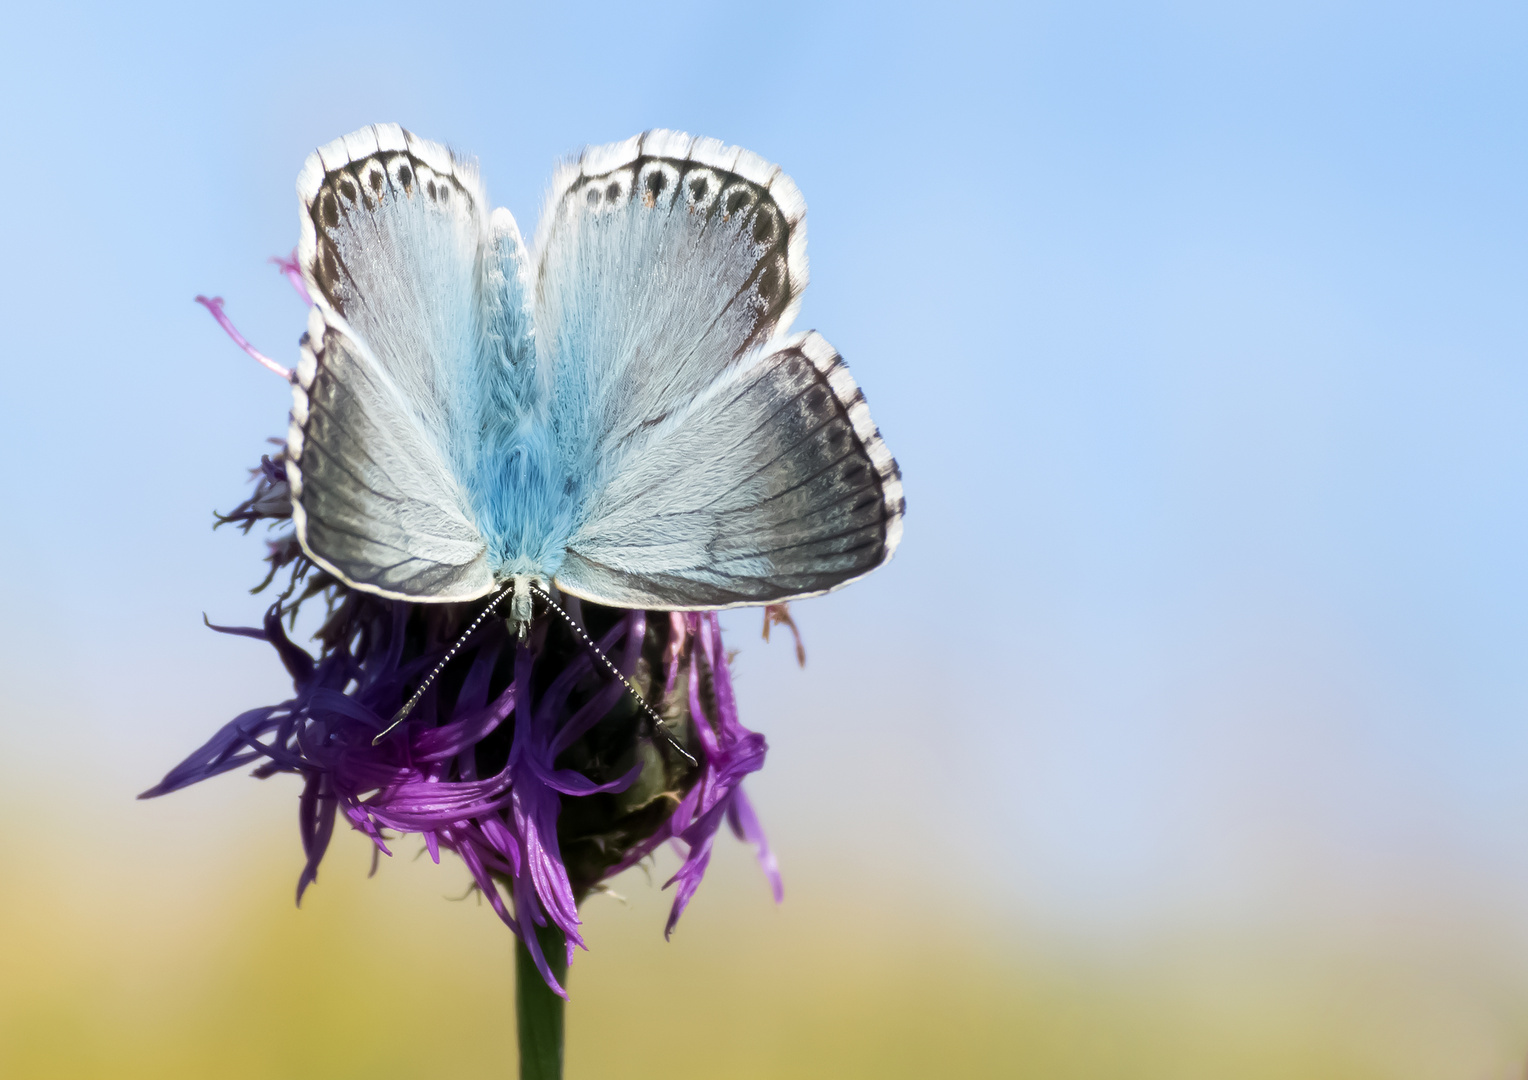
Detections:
507,574,547,640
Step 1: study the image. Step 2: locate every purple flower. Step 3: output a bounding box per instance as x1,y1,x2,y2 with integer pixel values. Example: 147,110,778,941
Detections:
147,282,785,994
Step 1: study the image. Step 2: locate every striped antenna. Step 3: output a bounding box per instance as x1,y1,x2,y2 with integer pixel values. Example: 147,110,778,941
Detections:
372,582,516,745
529,584,698,768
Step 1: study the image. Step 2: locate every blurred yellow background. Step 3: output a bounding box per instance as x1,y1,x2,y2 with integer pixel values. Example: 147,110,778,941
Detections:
6,787,1528,1078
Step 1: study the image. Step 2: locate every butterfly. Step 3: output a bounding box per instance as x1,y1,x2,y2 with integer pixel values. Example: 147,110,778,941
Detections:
287,124,903,634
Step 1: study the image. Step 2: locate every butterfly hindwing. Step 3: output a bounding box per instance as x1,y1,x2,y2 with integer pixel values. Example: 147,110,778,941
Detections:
555,330,904,608
288,306,496,601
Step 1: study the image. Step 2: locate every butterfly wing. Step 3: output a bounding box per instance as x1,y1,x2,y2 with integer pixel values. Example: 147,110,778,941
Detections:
557,329,904,607
534,132,807,494
289,306,495,599
288,123,535,600
534,132,903,608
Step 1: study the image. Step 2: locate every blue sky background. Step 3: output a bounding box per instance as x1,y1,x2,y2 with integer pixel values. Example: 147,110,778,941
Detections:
2,0,1527,1053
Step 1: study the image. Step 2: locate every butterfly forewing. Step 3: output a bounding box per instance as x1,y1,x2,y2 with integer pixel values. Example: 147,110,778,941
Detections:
297,124,535,440
534,132,809,501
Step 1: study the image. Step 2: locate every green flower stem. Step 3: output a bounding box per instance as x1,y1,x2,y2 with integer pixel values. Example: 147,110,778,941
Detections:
516,923,568,1080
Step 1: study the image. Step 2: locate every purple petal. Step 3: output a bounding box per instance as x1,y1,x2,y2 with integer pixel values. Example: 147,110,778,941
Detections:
270,250,314,306
727,787,782,903
194,295,293,380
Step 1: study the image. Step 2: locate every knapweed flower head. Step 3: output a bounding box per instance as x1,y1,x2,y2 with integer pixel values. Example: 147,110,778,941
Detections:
145,293,783,993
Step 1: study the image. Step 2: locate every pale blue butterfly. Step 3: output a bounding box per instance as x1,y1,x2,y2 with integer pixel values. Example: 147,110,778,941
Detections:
288,124,903,641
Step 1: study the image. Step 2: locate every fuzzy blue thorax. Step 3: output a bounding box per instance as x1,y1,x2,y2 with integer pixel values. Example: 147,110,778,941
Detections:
465,420,577,587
